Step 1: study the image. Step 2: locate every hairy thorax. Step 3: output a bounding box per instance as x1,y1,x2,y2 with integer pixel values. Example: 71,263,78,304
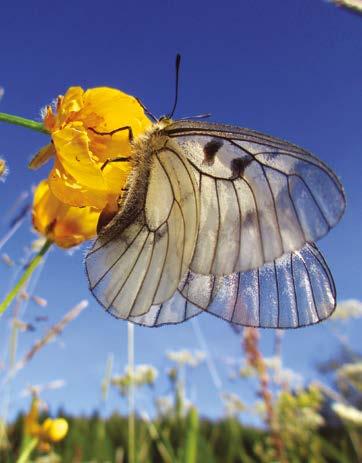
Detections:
98,119,174,241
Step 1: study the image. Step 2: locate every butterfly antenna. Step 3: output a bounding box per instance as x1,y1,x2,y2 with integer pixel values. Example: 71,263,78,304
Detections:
167,54,181,119
178,113,212,121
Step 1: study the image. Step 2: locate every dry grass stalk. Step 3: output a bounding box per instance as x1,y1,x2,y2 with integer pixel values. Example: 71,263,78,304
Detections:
243,327,285,462
6,300,88,380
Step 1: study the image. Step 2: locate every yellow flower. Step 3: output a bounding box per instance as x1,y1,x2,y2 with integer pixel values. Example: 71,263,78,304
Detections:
24,397,68,450
41,418,69,442
24,397,42,437
32,86,151,210
32,179,99,248
0,158,7,178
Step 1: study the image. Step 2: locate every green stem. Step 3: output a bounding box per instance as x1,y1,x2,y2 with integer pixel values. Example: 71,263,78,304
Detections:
0,240,52,315
16,437,38,463
127,322,136,463
0,112,48,134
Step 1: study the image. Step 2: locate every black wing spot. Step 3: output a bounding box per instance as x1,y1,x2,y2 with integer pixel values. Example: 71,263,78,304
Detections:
203,138,223,164
231,157,253,178
155,224,167,242
243,210,255,227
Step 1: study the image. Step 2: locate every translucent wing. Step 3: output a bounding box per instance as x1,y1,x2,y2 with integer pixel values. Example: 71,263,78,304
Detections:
164,121,345,275
129,242,335,328
85,146,199,320
128,292,202,327
180,242,336,328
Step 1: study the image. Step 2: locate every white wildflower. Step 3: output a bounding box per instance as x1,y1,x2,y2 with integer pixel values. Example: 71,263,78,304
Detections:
332,299,362,320
338,363,362,392
264,356,282,371
166,349,205,367
112,364,158,395
332,402,362,426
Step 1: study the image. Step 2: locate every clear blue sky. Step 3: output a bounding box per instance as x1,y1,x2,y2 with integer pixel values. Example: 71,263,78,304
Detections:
0,0,361,420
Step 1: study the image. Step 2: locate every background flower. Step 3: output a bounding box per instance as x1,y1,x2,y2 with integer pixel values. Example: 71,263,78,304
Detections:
32,180,99,248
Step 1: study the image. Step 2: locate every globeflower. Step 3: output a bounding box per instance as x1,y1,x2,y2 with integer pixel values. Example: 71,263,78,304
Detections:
31,86,152,211
23,397,69,455
41,417,69,442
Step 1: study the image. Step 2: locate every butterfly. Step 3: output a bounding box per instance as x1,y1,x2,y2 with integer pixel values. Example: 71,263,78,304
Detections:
85,112,345,328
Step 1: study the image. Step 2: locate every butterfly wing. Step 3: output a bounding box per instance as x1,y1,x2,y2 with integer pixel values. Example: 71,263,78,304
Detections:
164,121,345,275
128,242,335,328
85,144,199,320
128,291,202,327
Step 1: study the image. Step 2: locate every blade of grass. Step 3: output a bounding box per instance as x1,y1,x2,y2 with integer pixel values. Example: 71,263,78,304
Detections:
141,413,177,463
183,407,199,463
0,240,52,315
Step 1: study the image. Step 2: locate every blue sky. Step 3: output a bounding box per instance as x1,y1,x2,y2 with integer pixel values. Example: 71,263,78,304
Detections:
0,0,361,421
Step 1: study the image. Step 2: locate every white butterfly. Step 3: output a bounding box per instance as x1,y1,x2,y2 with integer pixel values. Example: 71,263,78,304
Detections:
85,118,345,328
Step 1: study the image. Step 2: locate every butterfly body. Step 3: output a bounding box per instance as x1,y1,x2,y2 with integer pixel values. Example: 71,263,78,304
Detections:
86,120,345,328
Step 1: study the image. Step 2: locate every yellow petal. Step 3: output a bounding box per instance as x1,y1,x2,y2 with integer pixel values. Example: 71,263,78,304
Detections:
49,160,109,209
52,124,105,189
28,143,56,170
57,87,84,126
88,129,132,161
81,87,152,160
81,87,149,132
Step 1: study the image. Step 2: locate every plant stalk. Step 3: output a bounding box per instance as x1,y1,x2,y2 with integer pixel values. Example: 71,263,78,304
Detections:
0,112,48,134
16,437,38,463
128,322,136,463
0,240,52,315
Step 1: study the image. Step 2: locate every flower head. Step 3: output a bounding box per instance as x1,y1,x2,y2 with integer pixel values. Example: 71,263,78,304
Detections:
24,397,69,451
166,349,206,368
29,86,151,248
0,158,7,179
111,364,158,396
41,417,69,442
33,86,151,211
332,402,362,426
332,299,362,320
337,362,362,392
32,179,99,248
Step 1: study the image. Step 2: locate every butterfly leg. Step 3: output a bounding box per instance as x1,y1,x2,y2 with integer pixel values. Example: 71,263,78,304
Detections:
100,156,132,171
88,125,134,141
88,126,134,170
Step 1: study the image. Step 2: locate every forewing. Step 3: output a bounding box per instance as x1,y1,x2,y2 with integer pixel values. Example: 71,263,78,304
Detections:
179,242,336,328
85,146,199,320
165,121,345,275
